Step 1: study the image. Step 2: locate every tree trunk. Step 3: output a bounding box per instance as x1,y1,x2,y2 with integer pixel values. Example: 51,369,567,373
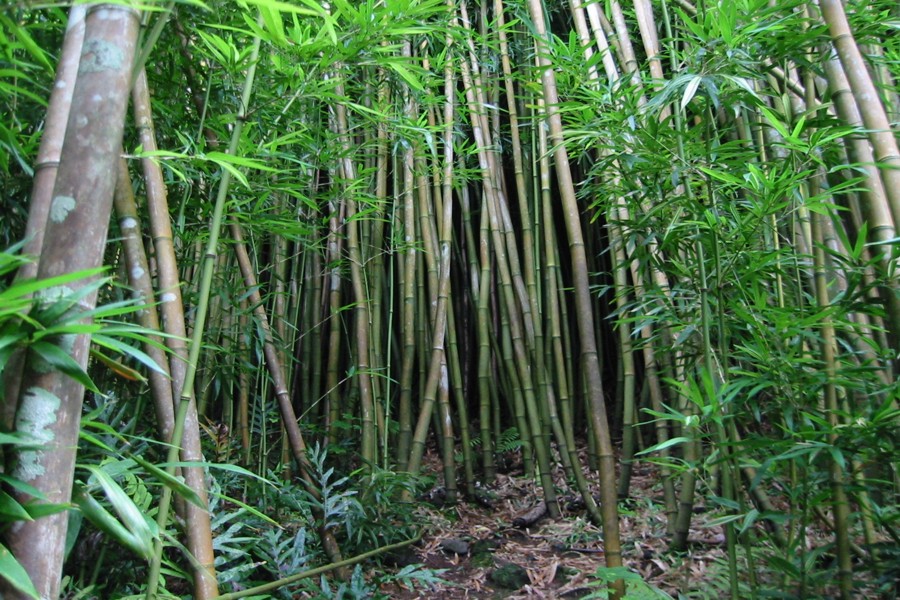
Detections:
1,5,139,599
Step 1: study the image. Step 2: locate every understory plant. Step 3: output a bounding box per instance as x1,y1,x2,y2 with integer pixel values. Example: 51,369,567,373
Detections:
2,0,899,598
0,247,185,598
58,430,441,599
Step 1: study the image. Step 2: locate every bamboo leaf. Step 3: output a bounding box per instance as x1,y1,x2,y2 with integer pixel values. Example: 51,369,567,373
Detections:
0,332,27,358
0,432,39,447
205,151,279,172
78,466,158,561
0,542,40,600
209,491,280,527
739,508,760,534
208,155,251,188
24,502,70,520
681,75,703,111
759,106,790,139
790,115,807,140
78,429,118,453
73,484,152,561
0,490,32,521
0,475,44,502
0,269,107,305
698,166,744,186
703,513,744,528
91,334,168,377
240,0,337,43
0,15,53,74
29,341,98,393
386,60,425,92
259,4,286,47
88,347,147,383
159,461,275,486
636,437,692,456
130,454,204,509
196,30,234,65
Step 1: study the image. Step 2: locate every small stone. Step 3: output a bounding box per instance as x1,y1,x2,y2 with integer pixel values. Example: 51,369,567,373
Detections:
440,538,470,555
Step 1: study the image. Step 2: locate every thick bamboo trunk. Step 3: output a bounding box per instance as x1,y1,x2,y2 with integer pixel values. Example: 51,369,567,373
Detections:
2,7,139,599
819,0,900,229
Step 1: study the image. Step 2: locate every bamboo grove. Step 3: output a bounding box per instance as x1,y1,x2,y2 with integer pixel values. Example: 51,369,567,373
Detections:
0,0,898,598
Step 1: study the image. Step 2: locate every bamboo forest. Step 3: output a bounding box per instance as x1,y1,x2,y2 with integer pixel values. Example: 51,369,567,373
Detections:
0,0,898,598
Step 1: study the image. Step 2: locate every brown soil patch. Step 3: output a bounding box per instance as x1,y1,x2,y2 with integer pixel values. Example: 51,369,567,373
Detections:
379,454,728,599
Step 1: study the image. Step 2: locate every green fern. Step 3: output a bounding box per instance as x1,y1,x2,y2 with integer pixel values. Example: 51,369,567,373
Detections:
454,427,522,463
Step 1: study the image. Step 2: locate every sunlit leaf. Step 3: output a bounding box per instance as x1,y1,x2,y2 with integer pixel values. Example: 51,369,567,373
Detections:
681,75,702,111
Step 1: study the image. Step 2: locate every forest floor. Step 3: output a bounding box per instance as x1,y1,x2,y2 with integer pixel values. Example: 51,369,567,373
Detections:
379,450,733,599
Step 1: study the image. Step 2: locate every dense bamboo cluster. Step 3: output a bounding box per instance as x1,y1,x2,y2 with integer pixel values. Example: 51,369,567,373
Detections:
1,0,898,598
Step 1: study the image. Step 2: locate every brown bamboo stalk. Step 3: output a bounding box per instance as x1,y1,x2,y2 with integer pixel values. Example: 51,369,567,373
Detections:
609,0,646,99
368,77,391,466
238,298,251,462
302,245,324,425
134,65,221,599
457,1,556,509
396,65,418,469
16,5,85,282
331,81,378,468
820,53,900,344
113,157,176,447
582,0,622,83
821,49,896,244
525,0,624,590
3,6,86,433
405,44,460,488
472,168,497,480
809,207,853,599
496,2,576,480
324,190,345,441
229,221,347,576
528,91,603,525
610,227,638,499
434,46,476,495
800,46,893,387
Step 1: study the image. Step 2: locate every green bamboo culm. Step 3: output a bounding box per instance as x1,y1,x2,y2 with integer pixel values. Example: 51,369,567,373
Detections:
145,14,265,599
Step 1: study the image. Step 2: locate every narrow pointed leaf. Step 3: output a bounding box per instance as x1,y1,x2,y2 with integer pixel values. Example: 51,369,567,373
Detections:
0,542,40,599
130,454,204,509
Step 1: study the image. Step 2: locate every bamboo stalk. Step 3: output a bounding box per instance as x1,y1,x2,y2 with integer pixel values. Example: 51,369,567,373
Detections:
3,8,140,599
810,208,853,599
16,5,84,283
457,0,555,509
3,5,85,436
396,75,418,469
146,14,271,596
229,221,348,576
525,0,623,591
112,156,176,452
818,0,900,231
331,78,378,469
